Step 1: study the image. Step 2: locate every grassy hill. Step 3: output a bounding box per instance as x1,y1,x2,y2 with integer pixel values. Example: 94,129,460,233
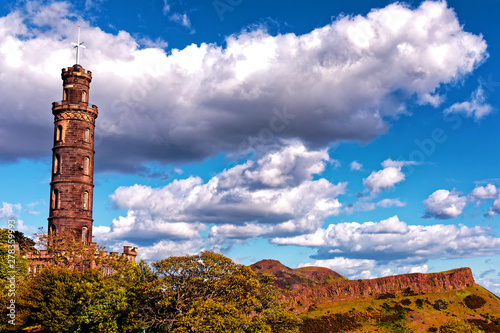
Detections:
303,284,500,332
250,260,500,332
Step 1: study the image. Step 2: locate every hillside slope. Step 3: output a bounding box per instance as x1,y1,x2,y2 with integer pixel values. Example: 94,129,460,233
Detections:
250,260,500,332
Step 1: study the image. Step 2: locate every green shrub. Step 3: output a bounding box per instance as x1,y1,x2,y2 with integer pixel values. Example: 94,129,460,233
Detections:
464,294,487,309
401,298,411,306
439,318,482,333
432,299,448,311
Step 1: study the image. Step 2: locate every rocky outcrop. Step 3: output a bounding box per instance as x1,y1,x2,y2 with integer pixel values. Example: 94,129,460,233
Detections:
250,260,475,312
304,267,475,301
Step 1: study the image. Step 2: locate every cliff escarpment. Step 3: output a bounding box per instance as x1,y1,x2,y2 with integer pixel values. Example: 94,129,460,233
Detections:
250,260,475,312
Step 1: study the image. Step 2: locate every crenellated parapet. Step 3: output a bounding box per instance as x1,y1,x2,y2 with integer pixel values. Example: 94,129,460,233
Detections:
23,245,139,275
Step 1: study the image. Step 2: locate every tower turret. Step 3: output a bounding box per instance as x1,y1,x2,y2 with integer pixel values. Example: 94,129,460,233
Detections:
48,64,98,244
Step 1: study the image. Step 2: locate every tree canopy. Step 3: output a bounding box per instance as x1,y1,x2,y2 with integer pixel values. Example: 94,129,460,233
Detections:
0,231,300,333
136,251,301,333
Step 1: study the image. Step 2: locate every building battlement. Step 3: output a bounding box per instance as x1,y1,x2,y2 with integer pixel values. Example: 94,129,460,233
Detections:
52,100,98,111
24,245,138,274
62,64,92,81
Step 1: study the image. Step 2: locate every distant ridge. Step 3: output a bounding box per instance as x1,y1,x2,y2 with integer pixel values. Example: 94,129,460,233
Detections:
250,259,347,291
250,259,475,312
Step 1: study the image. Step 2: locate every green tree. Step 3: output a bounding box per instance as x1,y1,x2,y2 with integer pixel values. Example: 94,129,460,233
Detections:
18,264,141,333
137,251,301,332
0,228,29,331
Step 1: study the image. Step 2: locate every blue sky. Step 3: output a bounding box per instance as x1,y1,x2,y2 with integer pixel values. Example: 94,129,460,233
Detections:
1,0,499,294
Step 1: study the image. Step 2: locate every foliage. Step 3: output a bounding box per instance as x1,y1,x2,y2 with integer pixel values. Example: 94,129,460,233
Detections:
35,229,130,271
432,299,448,311
17,263,140,333
0,228,145,332
0,228,30,282
439,318,483,332
415,298,424,308
137,251,301,332
2,235,301,333
467,318,500,333
377,292,396,299
6,230,499,333
401,298,412,306
0,228,36,253
464,294,487,309
300,312,364,333
403,287,417,296
0,228,29,331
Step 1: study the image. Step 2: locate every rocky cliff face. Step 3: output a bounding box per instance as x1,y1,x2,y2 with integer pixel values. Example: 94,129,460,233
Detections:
303,267,474,301
250,260,475,312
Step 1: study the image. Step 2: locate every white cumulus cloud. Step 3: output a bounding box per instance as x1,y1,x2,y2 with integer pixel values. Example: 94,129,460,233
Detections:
299,257,376,278
488,195,500,216
470,184,497,199
376,198,406,208
423,189,467,219
350,161,363,171
0,202,21,221
0,1,488,172
272,215,500,263
445,86,493,120
99,143,346,247
363,159,418,194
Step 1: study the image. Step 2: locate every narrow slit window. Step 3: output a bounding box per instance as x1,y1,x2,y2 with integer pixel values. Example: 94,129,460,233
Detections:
82,90,87,103
82,227,87,242
63,89,68,101
84,128,90,142
84,157,89,175
50,224,56,236
52,189,59,209
83,191,89,210
56,125,63,141
54,154,61,174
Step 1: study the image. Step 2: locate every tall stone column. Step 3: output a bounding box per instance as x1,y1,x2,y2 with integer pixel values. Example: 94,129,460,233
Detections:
48,64,98,245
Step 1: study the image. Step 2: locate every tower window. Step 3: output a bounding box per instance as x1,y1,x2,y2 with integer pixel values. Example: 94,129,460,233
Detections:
82,227,88,242
52,189,60,209
82,90,87,102
54,154,61,174
63,89,69,101
83,191,89,210
56,125,63,141
84,156,89,175
50,224,56,236
84,128,90,142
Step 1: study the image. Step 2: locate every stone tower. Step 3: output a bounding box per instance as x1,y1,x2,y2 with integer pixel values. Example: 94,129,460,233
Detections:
48,64,98,244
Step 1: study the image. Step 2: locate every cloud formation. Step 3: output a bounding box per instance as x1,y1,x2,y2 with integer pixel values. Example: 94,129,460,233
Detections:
423,189,467,219
364,166,405,193
470,184,497,200
0,202,21,221
0,1,488,172
299,257,429,280
445,86,493,120
349,161,363,171
489,195,500,216
363,159,418,194
97,142,346,246
273,215,500,263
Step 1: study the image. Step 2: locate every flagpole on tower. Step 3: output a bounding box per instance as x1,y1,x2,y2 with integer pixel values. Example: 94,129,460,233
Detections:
71,25,87,65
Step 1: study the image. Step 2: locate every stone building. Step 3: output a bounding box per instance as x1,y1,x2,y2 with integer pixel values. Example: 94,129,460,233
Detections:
49,64,97,245
25,53,137,272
